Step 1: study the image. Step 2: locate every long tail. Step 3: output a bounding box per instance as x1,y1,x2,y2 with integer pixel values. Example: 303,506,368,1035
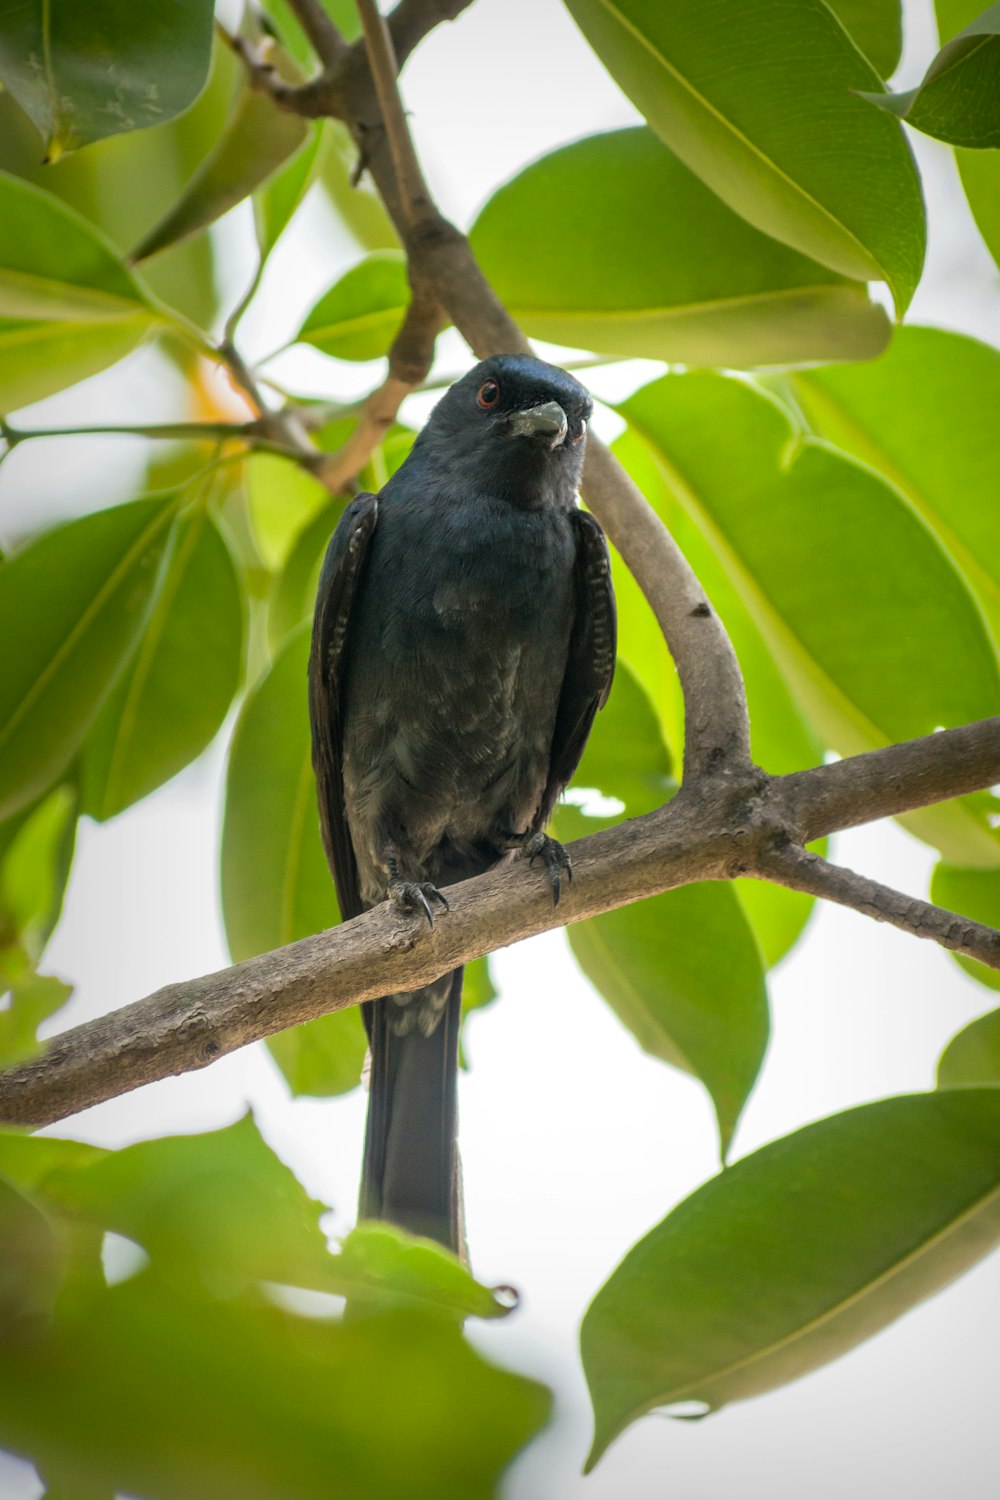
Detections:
359,968,463,1253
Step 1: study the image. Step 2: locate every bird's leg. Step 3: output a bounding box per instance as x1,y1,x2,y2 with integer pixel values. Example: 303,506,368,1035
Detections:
382,846,449,929
501,828,573,907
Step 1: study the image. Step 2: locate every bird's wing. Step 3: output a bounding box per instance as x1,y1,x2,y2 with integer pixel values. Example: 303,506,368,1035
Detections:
308,492,379,922
536,507,617,829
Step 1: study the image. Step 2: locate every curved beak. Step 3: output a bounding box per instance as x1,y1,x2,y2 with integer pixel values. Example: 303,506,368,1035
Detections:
507,400,569,449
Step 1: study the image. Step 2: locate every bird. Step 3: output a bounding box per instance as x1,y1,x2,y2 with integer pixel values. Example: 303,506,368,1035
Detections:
308,352,616,1254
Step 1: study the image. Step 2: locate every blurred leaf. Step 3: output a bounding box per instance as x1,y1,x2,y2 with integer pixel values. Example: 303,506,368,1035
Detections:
0,961,73,1067
246,449,342,570
582,1089,1000,1466
471,129,889,368
955,141,1000,270
0,0,215,157
80,510,245,821
296,251,409,362
826,0,903,77
0,1173,61,1333
269,496,344,653
318,120,400,252
0,1277,550,1500
622,372,1000,867
938,1007,1000,1085
327,1224,511,1322
222,626,366,1095
261,0,361,62
132,79,309,262
563,0,925,313
0,496,177,821
863,2,1000,147
794,324,1000,645
930,863,1000,994
555,666,768,1154
0,172,157,410
255,121,326,259
0,785,76,961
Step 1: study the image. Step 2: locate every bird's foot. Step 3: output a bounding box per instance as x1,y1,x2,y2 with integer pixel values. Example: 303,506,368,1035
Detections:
388,879,449,929
512,830,572,906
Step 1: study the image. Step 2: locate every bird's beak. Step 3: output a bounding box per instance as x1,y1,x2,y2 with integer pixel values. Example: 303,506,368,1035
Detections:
507,400,569,449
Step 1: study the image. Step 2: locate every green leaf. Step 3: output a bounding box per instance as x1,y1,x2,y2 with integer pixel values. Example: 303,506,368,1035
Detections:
826,0,903,77
254,121,326,260
622,372,1000,866
930,864,1000,994
0,784,76,962
296,251,410,362
268,497,344,654
938,1007,1000,1085
582,1089,1000,1466
471,129,889,368
0,0,215,157
131,43,309,262
80,511,245,821
955,141,1000,269
793,328,1000,645
246,449,340,571
0,1278,550,1500
863,2,1000,148
0,173,157,409
0,496,178,821
563,0,925,313
327,1224,511,1322
0,1173,61,1333
554,666,768,1154
0,961,73,1066
318,120,400,252
222,626,365,1096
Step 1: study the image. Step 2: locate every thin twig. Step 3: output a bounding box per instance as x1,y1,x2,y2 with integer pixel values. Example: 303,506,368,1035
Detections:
355,0,435,226
387,0,478,67
756,842,1000,973
283,0,349,70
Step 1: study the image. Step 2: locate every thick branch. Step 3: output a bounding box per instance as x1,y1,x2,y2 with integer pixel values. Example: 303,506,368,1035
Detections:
4,724,1000,1127
782,718,1000,842
757,843,1000,972
356,0,434,226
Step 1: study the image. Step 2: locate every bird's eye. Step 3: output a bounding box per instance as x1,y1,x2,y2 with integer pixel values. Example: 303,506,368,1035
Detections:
572,419,588,444
477,379,500,409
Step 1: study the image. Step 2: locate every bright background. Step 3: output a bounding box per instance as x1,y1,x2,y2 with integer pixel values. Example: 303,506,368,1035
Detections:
1,1,998,1495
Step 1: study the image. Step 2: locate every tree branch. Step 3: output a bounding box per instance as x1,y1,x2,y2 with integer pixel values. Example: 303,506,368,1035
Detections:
756,842,1000,972
4,723,1000,1128
356,0,434,227
387,0,478,67
284,0,350,71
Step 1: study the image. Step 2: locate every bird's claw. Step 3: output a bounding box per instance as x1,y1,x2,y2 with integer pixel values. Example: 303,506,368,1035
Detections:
388,879,449,928
520,831,572,907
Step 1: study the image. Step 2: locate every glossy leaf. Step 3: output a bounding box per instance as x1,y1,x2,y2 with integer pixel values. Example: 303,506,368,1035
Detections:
826,0,903,77
268,498,344,654
622,372,1000,866
246,448,343,571
131,80,309,261
222,626,365,1096
296,251,410,361
0,785,76,963
938,1007,1000,1085
0,173,157,410
80,511,244,821
0,0,215,157
583,1089,1000,1465
930,864,1000,994
955,142,1000,269
471,129,889,368
255,122,326,259
793,328,1000,646
563,0,925,312
864,2,1000,147
0,496,177,821
554,665,768,1154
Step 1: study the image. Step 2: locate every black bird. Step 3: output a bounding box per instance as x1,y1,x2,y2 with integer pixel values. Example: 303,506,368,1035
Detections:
308,353,616,1253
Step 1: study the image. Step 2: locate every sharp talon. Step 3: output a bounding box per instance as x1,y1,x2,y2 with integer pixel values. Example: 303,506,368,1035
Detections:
388,878,449,928
432,888,450,913
417,890,434,928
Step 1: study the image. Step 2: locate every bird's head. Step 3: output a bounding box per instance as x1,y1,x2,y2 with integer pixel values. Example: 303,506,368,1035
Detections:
417,354,593,508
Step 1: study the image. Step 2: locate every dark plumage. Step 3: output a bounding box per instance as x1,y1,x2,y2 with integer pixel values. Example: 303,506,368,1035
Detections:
308,353,616,1251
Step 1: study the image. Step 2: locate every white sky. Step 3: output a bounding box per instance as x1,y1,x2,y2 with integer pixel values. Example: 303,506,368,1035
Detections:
1,2,999,1497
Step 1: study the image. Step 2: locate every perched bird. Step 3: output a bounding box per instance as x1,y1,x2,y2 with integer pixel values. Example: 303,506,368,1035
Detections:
308,353,616,1253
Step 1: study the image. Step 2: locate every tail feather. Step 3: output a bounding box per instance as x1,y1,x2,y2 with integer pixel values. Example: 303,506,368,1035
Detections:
360,967,463,1252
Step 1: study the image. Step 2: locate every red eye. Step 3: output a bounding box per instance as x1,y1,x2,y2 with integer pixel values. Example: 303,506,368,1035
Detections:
477,379,500,409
